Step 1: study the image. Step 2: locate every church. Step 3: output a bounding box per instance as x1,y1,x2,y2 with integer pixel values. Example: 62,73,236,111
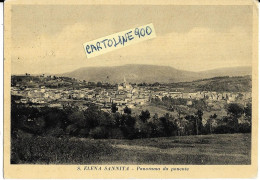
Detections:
117,77,132,91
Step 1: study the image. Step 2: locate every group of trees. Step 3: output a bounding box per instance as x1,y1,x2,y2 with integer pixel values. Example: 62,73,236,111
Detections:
11,97,252,140
212,103,252,134
11,103,176,139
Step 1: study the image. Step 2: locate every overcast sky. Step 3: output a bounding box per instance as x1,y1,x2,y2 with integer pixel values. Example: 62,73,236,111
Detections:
11,5,253,74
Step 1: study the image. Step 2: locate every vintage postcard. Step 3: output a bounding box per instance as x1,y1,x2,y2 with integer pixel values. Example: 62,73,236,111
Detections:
4,0,258,178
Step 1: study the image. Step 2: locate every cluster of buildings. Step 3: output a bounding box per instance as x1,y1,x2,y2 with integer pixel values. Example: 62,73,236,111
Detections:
150,90,251,104
11,77,151,113
11,77,252,113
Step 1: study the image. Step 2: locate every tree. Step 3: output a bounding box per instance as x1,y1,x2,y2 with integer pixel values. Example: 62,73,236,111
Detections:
112,112,122,127
111,103,118,113
175,106,189,118
124,115,136,127
83,105,101,128
244,103,252,122
195,110,203,135
227,103,244,119
97,81,102,87
68,111,85,128
185,115,197,135
42,107,66,129
153,113,159,121
139,110,150,123
120,114,137,139
98,111,114,128
123,106,132,115
206,113,217,134
238,102,252,133
148,113,163,137
226,103,244,132
159,113,177,137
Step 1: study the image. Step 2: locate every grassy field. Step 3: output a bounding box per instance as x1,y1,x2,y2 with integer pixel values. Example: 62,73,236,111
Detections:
12,133,251,165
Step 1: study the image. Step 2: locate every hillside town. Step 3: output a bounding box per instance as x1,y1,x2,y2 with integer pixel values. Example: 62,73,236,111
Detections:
11,75,252,115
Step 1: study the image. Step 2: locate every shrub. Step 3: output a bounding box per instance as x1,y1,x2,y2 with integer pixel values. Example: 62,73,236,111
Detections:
78,128,90,137
108,128,124,139
45,127,64,137
121,126,137,140
89,126,109,139
66,124,79,136
238,123,251,133
136,123,151,138
214,125,235,134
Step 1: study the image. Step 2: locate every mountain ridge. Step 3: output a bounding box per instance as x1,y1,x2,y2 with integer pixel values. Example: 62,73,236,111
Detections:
60,64,251,83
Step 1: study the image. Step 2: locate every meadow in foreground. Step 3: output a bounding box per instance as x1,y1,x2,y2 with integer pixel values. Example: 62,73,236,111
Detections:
11,133,251,165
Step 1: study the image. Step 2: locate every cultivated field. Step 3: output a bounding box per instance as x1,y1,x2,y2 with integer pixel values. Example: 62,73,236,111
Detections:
12,133,251,165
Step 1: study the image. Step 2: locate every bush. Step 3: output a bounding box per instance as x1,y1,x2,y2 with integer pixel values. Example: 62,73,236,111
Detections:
238,123,251,133
66,124,79,136
213,125,235,134
135,120,152,138
78,128,90,137
45,128,64,137
89,126,109,139
108,128,124,139
121,126,137,140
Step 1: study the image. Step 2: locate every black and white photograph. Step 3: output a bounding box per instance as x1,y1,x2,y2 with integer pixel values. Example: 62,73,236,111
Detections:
3,0,258,179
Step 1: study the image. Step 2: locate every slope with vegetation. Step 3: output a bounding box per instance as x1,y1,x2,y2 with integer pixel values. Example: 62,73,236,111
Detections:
168,76,251,92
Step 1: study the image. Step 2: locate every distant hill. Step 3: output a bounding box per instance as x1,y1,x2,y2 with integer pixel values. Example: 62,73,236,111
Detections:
169,76,252,92
61,64,251,83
